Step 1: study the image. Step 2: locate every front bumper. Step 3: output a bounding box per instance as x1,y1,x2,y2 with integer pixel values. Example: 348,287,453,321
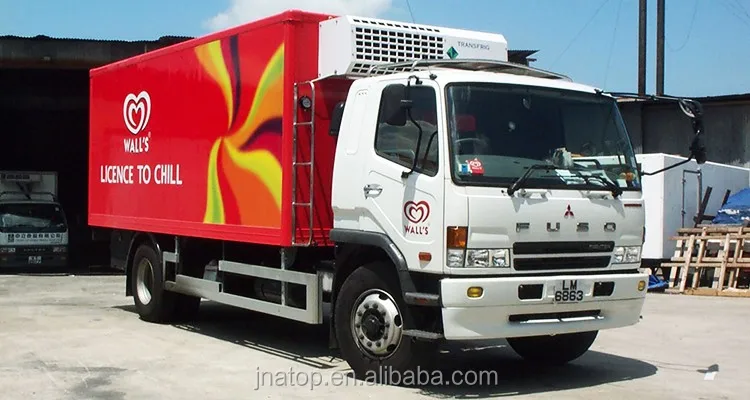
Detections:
0,251,69,268
439,272,648,340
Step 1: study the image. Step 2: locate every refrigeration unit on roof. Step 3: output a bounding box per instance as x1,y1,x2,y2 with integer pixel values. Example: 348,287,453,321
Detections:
318,15,509,78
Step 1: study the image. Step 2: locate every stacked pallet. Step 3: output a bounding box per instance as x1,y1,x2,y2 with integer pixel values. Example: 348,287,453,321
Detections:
659,226,750,297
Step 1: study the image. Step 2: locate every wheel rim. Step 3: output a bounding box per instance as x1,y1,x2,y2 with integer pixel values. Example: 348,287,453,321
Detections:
350,289,404,359
135,257,155,305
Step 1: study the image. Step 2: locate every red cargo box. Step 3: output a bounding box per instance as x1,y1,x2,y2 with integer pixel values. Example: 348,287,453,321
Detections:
88,10,352,247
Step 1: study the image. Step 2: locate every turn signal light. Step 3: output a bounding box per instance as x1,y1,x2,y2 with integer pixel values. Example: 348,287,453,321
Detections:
467,286,484,298
637,280,647,292
447,226,467,249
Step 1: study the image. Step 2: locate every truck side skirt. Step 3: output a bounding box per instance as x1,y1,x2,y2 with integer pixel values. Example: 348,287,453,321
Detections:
122,231,328,324
164,259,324,325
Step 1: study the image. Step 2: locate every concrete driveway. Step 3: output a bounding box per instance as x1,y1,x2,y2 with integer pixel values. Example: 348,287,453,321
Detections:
0,272,745,399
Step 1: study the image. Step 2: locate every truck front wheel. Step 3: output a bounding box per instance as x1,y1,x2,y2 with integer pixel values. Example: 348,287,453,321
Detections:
507,331,598,365
334,261,437,383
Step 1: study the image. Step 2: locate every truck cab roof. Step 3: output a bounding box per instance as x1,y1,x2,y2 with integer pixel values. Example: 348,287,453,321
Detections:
353,59,606,97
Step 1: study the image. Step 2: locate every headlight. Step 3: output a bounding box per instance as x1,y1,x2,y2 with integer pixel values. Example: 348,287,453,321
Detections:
466,249,490,267
613,246,641,264
491,249,510,267
447,249,465,267
453,249,511,268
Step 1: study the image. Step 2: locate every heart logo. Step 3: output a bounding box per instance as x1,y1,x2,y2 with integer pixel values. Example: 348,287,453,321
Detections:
467,158,484,174
404,201,430,224
123,91,151,135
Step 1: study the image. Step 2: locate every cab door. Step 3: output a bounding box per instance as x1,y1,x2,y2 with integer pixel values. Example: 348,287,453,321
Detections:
359,80,445,275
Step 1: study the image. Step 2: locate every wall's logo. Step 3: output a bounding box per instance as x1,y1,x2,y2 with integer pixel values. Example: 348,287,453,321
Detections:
404,201,430,224
122,91,151,154
404,200,430,236
123,91,151,135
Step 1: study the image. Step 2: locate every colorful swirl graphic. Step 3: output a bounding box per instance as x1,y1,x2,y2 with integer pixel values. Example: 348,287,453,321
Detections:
195,36,284,228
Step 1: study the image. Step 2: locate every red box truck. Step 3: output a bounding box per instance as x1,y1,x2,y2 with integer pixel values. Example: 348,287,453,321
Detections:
89,9,706,382
90,10,347,247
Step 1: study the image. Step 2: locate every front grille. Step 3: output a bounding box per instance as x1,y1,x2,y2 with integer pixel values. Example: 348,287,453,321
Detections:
513,241,615,255
513,256,611,271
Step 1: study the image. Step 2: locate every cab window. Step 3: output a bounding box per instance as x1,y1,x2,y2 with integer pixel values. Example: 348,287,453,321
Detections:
374,84,439,176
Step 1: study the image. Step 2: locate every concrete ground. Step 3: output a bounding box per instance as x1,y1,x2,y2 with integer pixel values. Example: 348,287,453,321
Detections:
0,272,746,400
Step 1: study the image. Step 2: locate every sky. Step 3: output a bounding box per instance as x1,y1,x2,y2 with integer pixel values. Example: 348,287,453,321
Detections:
2,0,749,97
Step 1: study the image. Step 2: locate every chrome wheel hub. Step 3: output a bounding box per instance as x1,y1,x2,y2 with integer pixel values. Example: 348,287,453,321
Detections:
136,258,154,305
351,289,403,358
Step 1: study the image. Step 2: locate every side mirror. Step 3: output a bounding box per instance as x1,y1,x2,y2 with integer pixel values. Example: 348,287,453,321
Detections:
329,101,345,136
607,92,708,176
680,99,707,165
381,84,409,126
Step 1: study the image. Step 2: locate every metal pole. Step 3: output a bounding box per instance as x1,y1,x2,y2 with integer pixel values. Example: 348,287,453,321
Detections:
638,0,648,95
697,168,703,223
656,0,665,95
682,169,702,228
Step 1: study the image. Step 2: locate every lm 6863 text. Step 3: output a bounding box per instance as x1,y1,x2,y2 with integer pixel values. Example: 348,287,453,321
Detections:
555,279,584,303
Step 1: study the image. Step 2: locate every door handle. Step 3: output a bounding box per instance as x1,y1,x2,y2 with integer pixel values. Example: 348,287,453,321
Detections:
363,184,383,197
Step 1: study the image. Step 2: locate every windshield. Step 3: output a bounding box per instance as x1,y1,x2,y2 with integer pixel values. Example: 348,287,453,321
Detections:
446,83,641,191
0,203,68,233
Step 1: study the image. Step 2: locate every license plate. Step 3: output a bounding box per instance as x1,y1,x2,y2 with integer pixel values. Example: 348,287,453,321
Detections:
554,279,584,303
28,256,42,264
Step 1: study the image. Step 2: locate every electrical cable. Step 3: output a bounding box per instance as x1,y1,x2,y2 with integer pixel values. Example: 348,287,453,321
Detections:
718,0,750,30
667,0,699,52
731,0,750,21
404,0,416,23
551,0,612,67
603,0,623,88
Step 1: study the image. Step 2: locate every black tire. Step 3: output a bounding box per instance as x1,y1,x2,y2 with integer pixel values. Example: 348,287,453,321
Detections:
130,244,199,323
334,261,438,385
507,330,598,365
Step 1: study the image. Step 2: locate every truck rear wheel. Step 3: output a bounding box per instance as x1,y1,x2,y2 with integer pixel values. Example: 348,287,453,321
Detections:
131,244,199,323
334,261,437,384
507,331,598,365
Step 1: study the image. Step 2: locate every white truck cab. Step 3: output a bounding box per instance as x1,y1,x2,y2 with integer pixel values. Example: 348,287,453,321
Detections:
0,171,69,268
323,15,707,376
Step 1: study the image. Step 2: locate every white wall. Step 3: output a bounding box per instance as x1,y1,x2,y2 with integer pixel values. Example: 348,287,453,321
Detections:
637,153,750,261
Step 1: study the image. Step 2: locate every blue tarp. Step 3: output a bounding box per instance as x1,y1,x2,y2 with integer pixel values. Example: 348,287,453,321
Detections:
648,273,668,291
712,188,750,225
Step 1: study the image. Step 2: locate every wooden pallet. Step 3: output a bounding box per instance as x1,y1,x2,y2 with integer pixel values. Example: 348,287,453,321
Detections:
660,225,750,296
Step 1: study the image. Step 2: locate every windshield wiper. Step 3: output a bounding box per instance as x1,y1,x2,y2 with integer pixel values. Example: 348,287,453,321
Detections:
570,170,623,197
507,164,623,197
507,164,558,196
